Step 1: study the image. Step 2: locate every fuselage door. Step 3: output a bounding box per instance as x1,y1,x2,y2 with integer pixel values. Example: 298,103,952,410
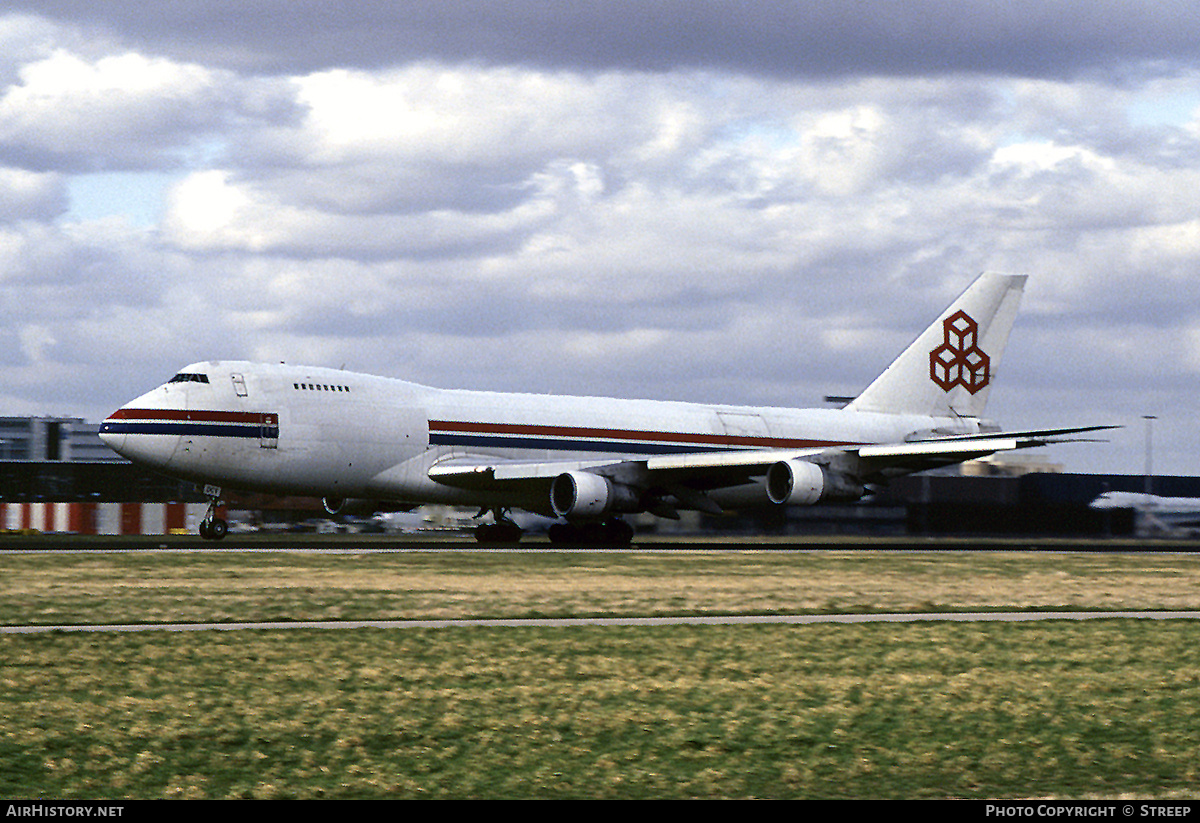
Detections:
230,372,277,448
260,412,278,449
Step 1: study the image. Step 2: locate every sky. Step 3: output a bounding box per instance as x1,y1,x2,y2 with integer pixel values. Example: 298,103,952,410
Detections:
2,1,1199,477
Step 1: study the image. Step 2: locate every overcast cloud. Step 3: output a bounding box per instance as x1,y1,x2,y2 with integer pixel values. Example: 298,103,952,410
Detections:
3,2,1200,477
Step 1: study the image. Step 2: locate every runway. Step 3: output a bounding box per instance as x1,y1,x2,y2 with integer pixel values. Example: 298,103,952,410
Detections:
6,610,1200,634
4,531,1200,553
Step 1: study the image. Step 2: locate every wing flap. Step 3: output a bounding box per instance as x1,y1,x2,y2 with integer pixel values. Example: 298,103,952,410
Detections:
905,424,1117,444
429,457,624,490
859,438,1019,459
645,448,827,472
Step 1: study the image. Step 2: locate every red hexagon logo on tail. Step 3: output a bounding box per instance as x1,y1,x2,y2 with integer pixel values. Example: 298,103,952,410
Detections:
929,310,990,394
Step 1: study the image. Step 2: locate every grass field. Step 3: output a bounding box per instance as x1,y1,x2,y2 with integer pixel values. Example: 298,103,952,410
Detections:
3,546,1200,799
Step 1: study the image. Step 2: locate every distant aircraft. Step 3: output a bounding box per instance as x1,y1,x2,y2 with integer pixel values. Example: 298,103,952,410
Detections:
100,272,1112,544
1089,491,1200,535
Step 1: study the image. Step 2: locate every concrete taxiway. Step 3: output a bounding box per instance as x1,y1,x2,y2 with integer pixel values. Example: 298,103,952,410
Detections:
3,531,1200,553
6,611,1200,635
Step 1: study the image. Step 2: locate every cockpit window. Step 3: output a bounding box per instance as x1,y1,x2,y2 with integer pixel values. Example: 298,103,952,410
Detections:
168,373,210,384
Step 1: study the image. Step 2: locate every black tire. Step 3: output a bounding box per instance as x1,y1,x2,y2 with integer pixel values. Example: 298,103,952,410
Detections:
474,522,522,544
602,519,634,546
200,518,228,540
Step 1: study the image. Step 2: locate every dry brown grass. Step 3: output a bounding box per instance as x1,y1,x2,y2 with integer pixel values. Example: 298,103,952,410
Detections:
4,548,1200,625
5,547,1200,799
5,620,1200,799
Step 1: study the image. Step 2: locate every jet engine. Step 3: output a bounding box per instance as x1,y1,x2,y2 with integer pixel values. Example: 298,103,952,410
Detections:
765,460,864,506
550,471,640,518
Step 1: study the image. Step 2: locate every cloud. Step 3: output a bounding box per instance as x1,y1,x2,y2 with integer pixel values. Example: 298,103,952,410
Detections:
0,41,299,172
0,166,64,220
0,49,216,169
13,1,1200,79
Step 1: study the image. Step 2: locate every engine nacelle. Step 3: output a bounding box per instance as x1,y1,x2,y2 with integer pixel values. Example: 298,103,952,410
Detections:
765,460,864,506
550,471,640,519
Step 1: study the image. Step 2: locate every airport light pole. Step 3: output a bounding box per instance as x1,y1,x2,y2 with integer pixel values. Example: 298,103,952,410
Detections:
1143,415,1156,496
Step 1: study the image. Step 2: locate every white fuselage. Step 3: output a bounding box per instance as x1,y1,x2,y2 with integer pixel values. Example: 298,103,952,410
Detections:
100,360,982,516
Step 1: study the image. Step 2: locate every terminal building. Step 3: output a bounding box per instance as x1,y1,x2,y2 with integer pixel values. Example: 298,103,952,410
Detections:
0,416,206,535
0,416,115,463
0,414,1189,538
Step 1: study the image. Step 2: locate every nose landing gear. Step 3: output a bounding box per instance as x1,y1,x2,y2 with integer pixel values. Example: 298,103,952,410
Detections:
199,486,228,541
199,516,228,540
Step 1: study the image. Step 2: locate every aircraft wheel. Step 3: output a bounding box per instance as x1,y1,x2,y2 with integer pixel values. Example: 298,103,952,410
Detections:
200,518,228,540
602,519,635,546
474,522,523,544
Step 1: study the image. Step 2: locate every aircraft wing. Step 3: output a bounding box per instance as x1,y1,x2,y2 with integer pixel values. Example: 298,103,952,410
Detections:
646,424,1116,484
853,424,1118,479
428,424,1117,511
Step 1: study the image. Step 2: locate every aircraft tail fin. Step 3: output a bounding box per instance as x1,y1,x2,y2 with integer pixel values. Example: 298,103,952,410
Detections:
845,272,1027,418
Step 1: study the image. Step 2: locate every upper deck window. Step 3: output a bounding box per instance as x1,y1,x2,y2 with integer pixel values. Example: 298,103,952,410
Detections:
294,382,351,392
169,373,210,384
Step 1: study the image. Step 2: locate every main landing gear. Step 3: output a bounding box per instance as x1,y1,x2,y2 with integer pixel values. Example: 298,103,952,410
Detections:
471,510,635,546
473,520,524,544
199,486,228,541
473,508,524,544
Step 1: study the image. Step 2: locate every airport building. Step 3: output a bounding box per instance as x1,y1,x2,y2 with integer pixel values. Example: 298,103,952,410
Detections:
1,500,202,535
0,416,119,463
0,416,207,535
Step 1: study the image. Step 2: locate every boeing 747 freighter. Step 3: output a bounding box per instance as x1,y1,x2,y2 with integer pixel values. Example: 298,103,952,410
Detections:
99,273,1112,543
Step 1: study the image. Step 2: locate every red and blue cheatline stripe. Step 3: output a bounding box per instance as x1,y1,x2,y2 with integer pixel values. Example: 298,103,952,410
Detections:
427,420,842,455
101,409,279,440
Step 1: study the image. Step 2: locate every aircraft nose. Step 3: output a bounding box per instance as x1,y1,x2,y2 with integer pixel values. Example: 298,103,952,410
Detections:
98,413,126,456
97,404,181,469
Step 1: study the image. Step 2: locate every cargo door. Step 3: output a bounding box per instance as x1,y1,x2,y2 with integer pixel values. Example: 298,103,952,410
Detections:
717,412,771,448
